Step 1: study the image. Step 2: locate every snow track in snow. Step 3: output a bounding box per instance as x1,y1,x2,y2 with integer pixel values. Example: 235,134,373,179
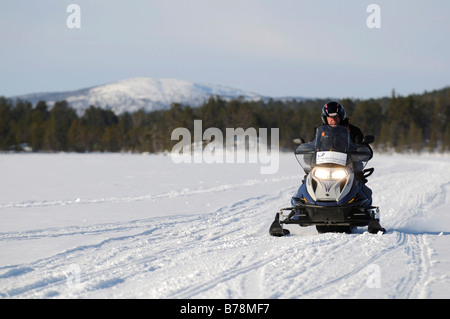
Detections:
0,153,449,298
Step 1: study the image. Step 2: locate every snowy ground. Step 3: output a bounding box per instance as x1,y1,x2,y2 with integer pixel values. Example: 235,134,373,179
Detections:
0,152,449,299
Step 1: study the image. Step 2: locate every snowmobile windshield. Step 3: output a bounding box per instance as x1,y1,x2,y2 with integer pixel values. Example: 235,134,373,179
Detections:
314,125,350,153
295,125,372,172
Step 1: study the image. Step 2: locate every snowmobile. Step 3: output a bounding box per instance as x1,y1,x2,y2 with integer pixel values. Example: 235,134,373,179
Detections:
269,125,385,236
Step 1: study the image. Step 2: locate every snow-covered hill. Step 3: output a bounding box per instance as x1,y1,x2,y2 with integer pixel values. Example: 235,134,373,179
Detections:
12,77,265,114
0,152,449,299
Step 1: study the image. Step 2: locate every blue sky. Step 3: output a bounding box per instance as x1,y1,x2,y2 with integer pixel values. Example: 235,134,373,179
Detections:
1,0,449,99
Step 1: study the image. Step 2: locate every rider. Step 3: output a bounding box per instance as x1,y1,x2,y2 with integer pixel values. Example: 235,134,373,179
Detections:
319,101,384,233
320,101,371,183
321,101,363,144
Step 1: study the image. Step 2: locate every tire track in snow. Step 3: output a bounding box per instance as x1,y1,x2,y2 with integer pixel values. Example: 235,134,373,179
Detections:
384,179,450,298
267,231,405,298
260,228,435,299
391,234,434,299
0,185,292,298
80,189,292,298
0,213,201,297
159,192,296,298
0,224,162,297
0,175,298,210
1,157,446,298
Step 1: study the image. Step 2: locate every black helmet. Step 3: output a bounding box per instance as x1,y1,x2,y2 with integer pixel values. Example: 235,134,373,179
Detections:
321,101,346,124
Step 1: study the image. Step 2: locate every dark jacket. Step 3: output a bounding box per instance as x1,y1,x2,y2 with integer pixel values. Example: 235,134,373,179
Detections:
312,118,364,144
341,118,364,144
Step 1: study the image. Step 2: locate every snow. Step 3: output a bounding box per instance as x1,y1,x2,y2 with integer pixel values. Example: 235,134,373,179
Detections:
1,152,450,299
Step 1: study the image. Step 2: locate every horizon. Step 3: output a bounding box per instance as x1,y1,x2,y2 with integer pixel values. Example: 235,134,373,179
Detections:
6,76,450,102
1,1,449,100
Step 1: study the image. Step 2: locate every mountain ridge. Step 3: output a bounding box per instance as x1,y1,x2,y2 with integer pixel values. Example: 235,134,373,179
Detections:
11,77,277,114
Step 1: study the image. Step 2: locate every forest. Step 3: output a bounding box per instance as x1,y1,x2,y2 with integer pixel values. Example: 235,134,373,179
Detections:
1,86,450,154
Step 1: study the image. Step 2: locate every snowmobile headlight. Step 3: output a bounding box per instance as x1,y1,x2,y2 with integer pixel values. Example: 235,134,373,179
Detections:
314,168,330,179
331,169,347,179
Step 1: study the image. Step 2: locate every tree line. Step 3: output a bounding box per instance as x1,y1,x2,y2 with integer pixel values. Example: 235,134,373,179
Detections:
1,86,450,154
